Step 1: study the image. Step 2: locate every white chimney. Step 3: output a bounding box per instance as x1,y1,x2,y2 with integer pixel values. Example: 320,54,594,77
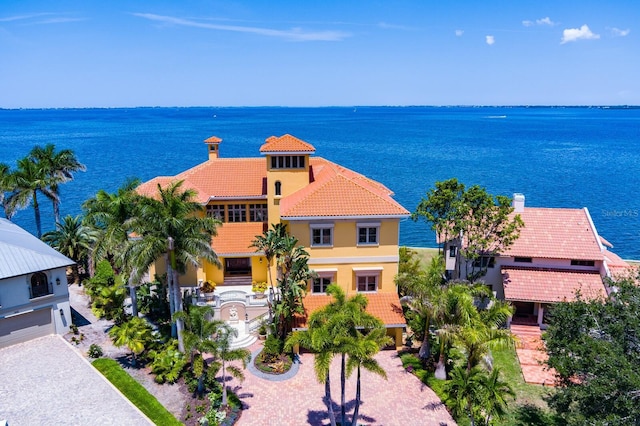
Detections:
512,193,525,213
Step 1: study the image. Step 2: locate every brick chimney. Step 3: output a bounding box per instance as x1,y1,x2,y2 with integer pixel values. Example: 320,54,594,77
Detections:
512,193,525,213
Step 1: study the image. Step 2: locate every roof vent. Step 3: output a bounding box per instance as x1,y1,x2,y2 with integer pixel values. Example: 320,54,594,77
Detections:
512,193,525,213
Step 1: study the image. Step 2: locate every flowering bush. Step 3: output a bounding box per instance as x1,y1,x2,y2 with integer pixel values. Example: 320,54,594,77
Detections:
200,280,217,293
252,281,268,293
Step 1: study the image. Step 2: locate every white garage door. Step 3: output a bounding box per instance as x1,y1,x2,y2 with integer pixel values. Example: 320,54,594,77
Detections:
0,308,54,348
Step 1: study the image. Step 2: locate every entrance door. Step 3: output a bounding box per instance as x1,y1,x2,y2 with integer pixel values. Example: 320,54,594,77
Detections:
225,258,251,276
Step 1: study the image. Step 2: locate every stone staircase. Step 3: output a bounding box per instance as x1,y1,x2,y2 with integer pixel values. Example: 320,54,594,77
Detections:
227,321,257,350
222,275,252,286
510,324,556,386
511,324,544,350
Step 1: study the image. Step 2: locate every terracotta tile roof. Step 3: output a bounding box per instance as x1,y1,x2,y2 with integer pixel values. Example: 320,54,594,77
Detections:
204,136,222,143
136,158,266,203
504,208,603,260
280,158,409,218
603,250,637,278
292,292,406,329
212,222,266,256
259,134,316,153
502,266,606,303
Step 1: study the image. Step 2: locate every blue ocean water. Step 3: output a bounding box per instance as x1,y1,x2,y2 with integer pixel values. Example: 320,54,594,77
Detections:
1,106,639,259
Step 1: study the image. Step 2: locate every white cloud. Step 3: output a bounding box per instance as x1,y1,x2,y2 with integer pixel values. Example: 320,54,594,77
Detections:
523,17,556,27
610,27,630,37
561,24,600,44
455,29,464,37
486,35,495,45
132,13,350,41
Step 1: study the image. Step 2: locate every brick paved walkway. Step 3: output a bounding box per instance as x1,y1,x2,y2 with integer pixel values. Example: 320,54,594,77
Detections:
226,342,455,426
511,324,556,386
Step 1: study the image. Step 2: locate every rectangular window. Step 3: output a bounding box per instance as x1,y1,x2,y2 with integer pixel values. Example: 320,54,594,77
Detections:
357,275,378,292
312,276,333,293
311,226,333,246
249,204,268,222
357,226,378,245
449,246,457,258
228,204,246,222
270,155,306,170
514,257,533,263
571,259,595,267
473,256,495,268
206,204,225,221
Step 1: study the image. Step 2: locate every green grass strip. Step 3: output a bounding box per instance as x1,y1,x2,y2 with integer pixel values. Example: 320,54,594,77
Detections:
92,358,182,426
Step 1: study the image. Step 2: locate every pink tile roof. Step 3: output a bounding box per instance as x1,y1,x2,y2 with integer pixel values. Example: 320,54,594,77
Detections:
502,266,607,303
603,250,637,278
293,292,406,329
280,158,409,218
504,208,603,260
259,134,316,153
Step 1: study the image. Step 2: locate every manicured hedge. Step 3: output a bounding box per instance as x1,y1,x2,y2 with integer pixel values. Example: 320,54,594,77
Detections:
92,358,181,426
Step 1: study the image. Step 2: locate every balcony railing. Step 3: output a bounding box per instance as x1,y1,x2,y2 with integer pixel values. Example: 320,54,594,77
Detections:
29,282,53,299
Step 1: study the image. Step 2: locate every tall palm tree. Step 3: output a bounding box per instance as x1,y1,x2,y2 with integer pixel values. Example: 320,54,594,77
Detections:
0,163,14,219
83,178,141,270
210,323,251,407
126,180,221,352
400,255,446,361
444,365,485,426
174,305,222,396
346,326,392,426
286,284,388,426
480,367,515,425
6,156,55,238
29,144,86,226
251,223,287,321
42,214,96,284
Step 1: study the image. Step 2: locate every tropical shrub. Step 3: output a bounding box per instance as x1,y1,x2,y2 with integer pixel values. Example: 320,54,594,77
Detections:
88,343,104,358
109,316,156,366
148,340,186,384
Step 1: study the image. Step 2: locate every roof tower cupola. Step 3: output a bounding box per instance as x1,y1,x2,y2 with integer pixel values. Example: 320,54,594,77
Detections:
204,136,222,160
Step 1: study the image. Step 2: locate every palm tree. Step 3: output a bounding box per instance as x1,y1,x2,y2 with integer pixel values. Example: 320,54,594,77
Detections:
251,223,287,321
125,180,221,352
42,214,96,284
480,368,515,425
6,157,55,238
346,326,392,426
29,144,86,226
109,316,154,367
0,163,14,219
83,178,141,271
286,284,389,426
400,255,446,362
210,323,251,407
174,305,222,396
444,365,485,426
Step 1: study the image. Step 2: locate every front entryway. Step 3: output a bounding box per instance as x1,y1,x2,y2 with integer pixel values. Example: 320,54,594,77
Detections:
225,257,251,276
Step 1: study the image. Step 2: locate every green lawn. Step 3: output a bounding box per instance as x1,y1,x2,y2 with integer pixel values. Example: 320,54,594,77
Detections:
92,358,182,426
406,246,440,268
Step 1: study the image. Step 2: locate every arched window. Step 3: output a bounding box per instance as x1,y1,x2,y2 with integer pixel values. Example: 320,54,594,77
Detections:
275,181,282,196
30,272,50,298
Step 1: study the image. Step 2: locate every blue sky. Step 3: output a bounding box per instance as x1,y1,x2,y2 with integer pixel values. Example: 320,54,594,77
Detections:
1,1,638,107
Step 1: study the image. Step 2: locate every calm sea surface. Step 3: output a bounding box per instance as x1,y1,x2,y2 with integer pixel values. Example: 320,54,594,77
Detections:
1,106,639,259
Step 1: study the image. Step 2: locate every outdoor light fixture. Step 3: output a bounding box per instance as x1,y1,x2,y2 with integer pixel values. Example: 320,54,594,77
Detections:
56,277,61,286
59,308,64,317
259,257,263,263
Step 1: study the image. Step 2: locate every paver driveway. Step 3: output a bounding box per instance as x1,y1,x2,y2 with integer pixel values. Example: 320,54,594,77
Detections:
0,335,151,425
227,343,456,426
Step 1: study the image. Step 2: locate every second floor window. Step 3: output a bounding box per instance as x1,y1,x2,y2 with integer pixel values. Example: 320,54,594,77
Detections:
311,226,333,246
357,226,378,245
271,155,305,169
357,275,378,292
30,272,52,298
473,256,495,268
228,204,246,222
249,204,268,222
312,276,333,293
206,204,225,221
